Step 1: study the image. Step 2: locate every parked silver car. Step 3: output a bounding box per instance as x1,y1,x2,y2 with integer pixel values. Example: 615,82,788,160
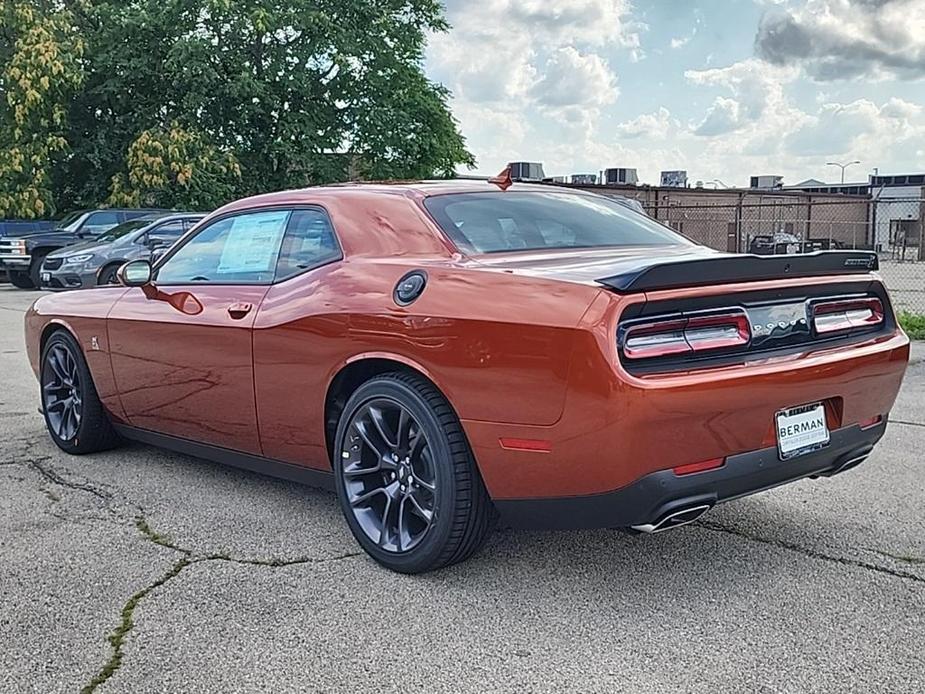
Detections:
40,213,204,290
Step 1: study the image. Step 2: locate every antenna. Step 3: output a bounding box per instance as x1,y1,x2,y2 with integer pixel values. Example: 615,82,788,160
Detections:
488,166,513,191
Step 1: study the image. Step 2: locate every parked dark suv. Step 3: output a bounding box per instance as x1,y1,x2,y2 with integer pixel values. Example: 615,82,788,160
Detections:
0,208,169,288
40,213,205,290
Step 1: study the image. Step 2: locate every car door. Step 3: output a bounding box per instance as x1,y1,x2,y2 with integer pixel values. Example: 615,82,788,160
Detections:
107,209,292,454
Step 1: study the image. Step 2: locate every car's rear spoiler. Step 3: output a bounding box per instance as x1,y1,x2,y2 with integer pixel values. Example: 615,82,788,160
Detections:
596,251,879,294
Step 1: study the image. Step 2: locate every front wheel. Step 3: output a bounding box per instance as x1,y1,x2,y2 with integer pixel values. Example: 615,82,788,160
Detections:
8,270,35,289
41,331,121,454
333,372,496,573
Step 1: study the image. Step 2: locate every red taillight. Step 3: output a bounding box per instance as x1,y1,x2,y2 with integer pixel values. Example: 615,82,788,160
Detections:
811,297,884,335
623,309,751,360
673,457,725,476
859,415,882,430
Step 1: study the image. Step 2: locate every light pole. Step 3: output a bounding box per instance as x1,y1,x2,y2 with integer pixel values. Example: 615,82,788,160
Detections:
826,160,861,184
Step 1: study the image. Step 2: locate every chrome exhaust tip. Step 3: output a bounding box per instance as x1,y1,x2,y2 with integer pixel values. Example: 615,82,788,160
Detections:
631,503,712,534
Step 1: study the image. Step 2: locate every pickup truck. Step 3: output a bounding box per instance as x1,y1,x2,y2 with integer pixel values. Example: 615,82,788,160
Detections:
0,208,169,288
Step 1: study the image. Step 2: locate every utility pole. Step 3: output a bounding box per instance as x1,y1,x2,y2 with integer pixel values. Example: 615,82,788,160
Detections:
826,160,861,184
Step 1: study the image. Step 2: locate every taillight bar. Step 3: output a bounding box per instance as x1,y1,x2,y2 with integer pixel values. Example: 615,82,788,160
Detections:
622,309,751,360
811,297,884,335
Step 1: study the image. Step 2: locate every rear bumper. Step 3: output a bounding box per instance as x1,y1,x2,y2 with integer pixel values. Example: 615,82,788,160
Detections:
494,419,888,530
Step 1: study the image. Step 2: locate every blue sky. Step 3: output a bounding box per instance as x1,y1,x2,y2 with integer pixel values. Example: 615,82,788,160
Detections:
426,0,925,186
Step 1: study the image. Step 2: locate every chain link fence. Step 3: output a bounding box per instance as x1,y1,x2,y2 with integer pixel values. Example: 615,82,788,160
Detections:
642,197,925,314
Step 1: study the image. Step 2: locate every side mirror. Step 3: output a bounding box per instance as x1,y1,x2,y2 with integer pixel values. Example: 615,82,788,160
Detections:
117,259,152,287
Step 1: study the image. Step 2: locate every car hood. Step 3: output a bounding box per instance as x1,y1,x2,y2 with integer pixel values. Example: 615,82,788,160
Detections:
468,244,723,285
47,238,107,258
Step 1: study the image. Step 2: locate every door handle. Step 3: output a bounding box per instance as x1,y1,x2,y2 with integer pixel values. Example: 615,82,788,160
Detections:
227,302,253,319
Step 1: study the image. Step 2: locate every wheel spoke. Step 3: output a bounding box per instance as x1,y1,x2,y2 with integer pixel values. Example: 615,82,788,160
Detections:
343,460,383,478
369,406,398,450
378,493,394,547
48,349,68,382
407,492,434,523
349,486,387,508
414,478,436,493
354,419,389,459
397,408,411,452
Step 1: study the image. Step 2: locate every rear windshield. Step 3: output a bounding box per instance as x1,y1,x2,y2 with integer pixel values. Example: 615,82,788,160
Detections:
424,191,687,254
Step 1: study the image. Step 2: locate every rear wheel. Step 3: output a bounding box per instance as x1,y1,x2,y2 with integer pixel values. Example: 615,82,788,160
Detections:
333,372,496,573
41,330,120,454
8,270,35,289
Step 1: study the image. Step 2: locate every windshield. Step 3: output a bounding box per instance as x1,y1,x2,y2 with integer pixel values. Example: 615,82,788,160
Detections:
56,211,86,230
96,219,150,242
424,192,688,254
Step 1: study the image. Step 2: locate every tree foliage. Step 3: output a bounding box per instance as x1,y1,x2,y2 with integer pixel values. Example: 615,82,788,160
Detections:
0,2,83,218
108,124,241,210
1,0,474,217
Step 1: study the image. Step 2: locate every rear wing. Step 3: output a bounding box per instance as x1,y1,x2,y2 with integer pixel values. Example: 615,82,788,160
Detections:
596,251,879,294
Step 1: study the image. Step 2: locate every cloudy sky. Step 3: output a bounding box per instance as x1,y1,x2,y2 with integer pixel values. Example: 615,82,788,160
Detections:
425,0,925,187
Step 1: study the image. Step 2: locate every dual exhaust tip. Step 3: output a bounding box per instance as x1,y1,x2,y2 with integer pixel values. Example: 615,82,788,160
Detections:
631,503,712,534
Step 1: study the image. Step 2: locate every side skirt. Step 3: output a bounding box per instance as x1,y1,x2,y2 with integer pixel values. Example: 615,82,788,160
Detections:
113,424,334,491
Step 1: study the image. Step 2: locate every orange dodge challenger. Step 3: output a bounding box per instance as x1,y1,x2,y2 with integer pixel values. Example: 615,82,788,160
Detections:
25,179,910,573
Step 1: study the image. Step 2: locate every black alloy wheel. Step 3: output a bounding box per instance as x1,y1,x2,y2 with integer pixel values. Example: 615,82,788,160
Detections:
43,342,83,441
334,372,496,573
341,398,437,553
40,331,120,454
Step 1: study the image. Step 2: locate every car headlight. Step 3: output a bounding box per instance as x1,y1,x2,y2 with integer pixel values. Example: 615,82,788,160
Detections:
64,254,94,264
7,240,27,255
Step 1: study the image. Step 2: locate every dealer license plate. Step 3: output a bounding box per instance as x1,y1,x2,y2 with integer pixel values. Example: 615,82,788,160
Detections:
776,403,830,460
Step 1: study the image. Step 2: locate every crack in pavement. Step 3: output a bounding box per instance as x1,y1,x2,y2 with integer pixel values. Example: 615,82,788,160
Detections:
696,519,925,585
890,419,925,429
81,515,362,693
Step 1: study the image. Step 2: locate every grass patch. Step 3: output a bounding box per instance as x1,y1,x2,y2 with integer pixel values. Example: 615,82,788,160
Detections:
898,311,925,340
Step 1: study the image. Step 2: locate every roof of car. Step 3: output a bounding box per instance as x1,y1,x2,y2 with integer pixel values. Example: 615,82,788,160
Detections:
215,179,594,216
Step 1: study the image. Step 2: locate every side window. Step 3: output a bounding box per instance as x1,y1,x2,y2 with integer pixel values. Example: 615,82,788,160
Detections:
83,210,121,234
147,221,186,243
157,210,290,285
275,209,341,281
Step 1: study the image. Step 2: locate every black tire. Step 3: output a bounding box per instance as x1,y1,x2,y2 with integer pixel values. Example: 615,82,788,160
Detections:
333,372,496,573
40,330,121,454
29,250,48,289
8,270,35,289
98,264,120,286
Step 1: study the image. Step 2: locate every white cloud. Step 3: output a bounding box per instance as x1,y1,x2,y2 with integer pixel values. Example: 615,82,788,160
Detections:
693,97,747,136
529,47,618,108
670,36,690,49
615,107,677,139
685,58,798,121
755,0,925,81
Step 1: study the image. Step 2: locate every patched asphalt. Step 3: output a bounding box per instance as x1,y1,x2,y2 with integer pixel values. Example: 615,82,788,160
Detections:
1,285,922,693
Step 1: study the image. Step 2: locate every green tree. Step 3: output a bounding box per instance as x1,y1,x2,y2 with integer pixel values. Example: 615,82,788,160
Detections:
108,124,241,210
59,0,474,208
0,2,83,218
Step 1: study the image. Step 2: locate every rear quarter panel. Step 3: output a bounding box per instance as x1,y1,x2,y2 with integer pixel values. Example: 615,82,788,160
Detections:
253,258,602,467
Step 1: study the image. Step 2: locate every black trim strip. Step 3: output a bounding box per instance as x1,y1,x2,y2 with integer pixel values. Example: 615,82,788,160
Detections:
114,424,334,490
597,251,879,293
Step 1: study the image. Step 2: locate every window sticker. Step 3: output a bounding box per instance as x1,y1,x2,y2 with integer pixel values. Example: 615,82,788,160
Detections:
216,211,290,274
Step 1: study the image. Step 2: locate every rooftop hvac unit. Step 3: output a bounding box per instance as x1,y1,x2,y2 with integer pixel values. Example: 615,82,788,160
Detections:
508,162,546,181
571,173,598,185
604,168,638,186
750,175,783,190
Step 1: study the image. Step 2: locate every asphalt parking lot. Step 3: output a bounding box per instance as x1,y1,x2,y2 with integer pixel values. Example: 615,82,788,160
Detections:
1,285,923,694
